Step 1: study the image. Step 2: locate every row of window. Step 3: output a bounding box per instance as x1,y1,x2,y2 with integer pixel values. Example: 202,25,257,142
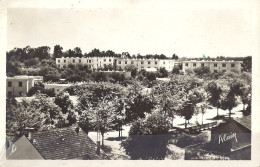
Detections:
58,59,170,65
214,70,226,73
118,61,160,65
8,81,23,87
185,63,236,67
58,59,82,63
58,59,114,63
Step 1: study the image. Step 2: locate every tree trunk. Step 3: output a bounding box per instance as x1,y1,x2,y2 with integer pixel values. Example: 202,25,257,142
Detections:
243,104,245,111
229,109,231,119
120,126,123,140
185,120,187,129
201,114,203,125
101,133,104,146
188,119,190,124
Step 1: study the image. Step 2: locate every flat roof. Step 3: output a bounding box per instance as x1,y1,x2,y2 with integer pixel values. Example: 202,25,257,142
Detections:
182,60,243,63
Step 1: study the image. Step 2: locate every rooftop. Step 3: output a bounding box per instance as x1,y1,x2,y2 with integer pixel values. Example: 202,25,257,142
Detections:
234,115,251,131
31,126,109,160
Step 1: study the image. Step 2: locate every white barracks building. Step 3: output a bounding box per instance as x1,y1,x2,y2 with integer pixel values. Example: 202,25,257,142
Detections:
182,60,243,73
56,57,175,71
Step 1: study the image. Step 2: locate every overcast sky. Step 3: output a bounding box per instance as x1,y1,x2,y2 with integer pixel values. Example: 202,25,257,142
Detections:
7,1,257,58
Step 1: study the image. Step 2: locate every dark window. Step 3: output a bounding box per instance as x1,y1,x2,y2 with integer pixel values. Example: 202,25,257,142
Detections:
148,61,150,65
141,61,144,64
104,59,106,62
8,81,12,87
185,63,188,66
79,60,81,63
64,60,66,63
19,82,22,87
222,64,226,67
148,67,150,68
223,70,226,72
214,63,217,67
193,63,196,67
8,91,12,97
109,59,111,62
214,70,218,73
125,61,127,64
231,63,235,67
155,61,157,65
131,61,134,64
119,61,121,64
73,59,75,63
58,65,60,68
201,63,204,67
58,60,60,63
163,61,165,64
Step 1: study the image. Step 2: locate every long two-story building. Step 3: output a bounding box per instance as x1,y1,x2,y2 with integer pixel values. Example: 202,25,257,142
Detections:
55,57,175,72
182,60,243,73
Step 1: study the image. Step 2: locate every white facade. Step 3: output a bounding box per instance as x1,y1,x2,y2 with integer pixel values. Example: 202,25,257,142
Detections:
6,76,43,97
56,57,175,71
44,83,72,94
182,60,243,73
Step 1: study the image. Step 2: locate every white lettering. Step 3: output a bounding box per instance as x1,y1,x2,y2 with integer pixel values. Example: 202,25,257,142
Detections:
218,132,238,144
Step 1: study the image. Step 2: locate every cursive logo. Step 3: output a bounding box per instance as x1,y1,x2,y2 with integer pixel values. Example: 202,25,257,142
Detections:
218,132,238,144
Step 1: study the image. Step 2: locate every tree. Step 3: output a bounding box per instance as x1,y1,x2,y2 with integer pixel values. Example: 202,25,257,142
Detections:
171,54,178,60
6,93,67,137
27,87,56,97
146,72,157,81
89,98,116,146
206,81,222,116
220,92,237,119
193,66,211,78
53,45,63,59
240,85,251,110
74,47,83,57
121,110,172,160
171,66,181,74
242,56,252,72
54,92,76,125
157,67,168,78
125,82,155,123
75,82,126,139
180,100,195,128
35,46,51,60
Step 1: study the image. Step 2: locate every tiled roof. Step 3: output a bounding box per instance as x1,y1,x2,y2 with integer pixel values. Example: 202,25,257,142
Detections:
32,126,109,160
234,115,251,131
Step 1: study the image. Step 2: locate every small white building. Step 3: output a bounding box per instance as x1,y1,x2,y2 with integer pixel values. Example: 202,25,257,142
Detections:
6,76,43,97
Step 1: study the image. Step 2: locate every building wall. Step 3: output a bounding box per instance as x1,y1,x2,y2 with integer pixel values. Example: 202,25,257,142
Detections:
6,76,43,97
182,60,242,73
56,57,175,72
44,84,72,94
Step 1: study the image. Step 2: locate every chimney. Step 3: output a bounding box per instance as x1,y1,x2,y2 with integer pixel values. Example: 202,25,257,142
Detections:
28,131,33,141
25,127,35,142
96,140,101,155
75,121,80,135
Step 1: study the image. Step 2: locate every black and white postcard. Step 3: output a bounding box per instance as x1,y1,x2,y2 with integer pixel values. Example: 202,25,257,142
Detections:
0,0,260,167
